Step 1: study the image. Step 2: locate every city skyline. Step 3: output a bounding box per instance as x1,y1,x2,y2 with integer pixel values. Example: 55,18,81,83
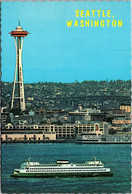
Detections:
2,1,131,83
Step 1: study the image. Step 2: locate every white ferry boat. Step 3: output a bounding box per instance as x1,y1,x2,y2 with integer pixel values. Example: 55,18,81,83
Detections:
11,158,113,177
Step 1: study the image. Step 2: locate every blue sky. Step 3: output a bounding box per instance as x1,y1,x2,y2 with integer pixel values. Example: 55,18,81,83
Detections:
1,1,131,83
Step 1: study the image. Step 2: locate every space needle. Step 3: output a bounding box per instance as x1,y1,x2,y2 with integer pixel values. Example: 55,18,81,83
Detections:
9,21,29,111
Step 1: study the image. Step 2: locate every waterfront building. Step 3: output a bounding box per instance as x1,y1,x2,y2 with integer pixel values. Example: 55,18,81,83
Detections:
9,22,29,111
5,124,55,132
75,122,109,135
101,134,131,143
4,121,108,139
55,124,75,138
3,121,131,143
4,123,75,139
76,134,132,143
1,132,56,141
77,133,102,142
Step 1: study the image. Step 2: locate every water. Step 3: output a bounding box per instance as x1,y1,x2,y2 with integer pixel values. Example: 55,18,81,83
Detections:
1,143,131,193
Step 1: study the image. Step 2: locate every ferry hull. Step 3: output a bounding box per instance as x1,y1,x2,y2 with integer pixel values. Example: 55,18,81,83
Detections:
11,172,113,178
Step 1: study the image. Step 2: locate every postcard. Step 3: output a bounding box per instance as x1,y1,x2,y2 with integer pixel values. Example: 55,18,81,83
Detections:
1,0,131,193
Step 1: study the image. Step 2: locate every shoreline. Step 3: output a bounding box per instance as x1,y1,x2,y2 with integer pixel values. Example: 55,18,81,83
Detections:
1,140,131,144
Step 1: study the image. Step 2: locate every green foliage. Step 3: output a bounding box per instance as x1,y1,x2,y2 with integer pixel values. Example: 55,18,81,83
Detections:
2,80,131,110
11,108,23,115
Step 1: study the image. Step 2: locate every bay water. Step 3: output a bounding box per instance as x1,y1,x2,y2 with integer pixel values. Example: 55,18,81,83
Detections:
1,143,131,193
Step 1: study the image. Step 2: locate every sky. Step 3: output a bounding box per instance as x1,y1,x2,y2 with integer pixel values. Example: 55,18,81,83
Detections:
1,1,131,83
